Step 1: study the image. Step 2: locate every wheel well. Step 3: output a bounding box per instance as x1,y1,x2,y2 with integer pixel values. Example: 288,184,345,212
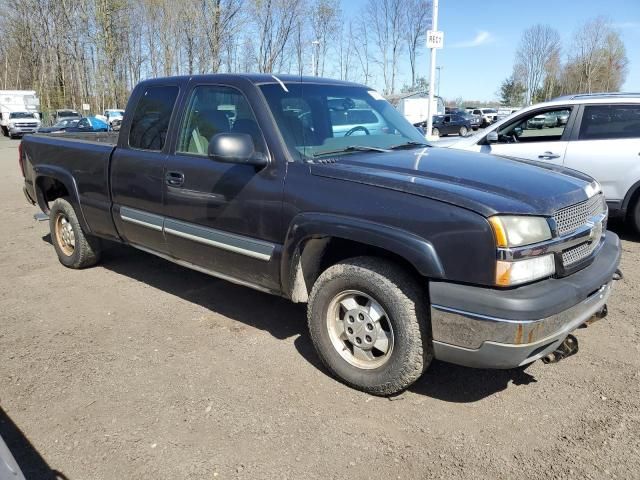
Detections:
36,177,69,213
290,236,425,303
624,185,640,217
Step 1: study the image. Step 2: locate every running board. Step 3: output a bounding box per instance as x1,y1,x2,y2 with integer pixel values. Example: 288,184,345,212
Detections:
33,212,49,222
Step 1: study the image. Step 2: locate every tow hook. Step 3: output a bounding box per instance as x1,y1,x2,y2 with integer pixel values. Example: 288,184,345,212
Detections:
613,269,623,281
542,334,579,364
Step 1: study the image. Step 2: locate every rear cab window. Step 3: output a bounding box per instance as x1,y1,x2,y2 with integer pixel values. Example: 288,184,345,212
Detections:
128,85,179,151
579,104,640,140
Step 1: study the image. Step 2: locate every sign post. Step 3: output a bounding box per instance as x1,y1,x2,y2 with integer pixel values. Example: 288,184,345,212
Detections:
425,0,442,140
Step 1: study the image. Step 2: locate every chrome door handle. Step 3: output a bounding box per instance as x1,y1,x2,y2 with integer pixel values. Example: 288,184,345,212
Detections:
538,151,560,160
165,171,185,187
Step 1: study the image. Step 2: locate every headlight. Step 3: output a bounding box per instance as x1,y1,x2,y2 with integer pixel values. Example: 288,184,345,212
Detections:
8,122,15,128
496,255,555,286
489,215,551,247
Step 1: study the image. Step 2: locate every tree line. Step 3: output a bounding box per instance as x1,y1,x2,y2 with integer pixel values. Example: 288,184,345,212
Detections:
0,0,431,113
500,17,629,107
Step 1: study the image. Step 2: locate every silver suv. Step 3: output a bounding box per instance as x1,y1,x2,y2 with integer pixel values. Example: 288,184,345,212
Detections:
440,93,640,232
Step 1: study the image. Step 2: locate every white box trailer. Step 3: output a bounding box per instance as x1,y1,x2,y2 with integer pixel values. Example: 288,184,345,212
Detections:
0,90,41,136
395,96,445,125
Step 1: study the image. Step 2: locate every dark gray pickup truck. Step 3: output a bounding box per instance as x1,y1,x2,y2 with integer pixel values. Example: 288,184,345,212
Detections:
20,74,621,395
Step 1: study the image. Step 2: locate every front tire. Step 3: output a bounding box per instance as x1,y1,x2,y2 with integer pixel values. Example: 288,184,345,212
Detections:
307,257,432,395
432,127,440,137
459,126,468,136
49,198,101,268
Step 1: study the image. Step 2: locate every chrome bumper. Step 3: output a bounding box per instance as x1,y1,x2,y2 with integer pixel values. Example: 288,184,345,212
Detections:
431,281,612,369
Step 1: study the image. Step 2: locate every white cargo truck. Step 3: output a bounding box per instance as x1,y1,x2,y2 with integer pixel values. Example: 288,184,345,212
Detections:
0,90,41,137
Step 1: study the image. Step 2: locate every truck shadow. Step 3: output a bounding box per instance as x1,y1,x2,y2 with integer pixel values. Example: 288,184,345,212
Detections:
293,334,537,403
0,407,69,480
43,236,538,403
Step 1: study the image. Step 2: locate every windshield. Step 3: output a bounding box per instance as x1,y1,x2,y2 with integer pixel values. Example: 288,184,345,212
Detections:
259,83,427,159
9,112,35,119
58,110,79,117
483,109,497,114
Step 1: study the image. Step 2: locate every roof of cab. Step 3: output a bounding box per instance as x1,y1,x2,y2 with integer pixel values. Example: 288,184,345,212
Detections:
138,73,367,89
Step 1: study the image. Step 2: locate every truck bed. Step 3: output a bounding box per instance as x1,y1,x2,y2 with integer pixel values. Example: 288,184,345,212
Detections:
22,132,120,240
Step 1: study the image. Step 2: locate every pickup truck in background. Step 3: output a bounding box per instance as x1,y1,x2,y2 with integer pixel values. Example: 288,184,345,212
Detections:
20,74,621,395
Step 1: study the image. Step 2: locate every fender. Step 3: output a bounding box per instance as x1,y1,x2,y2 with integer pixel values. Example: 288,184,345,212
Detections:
34,165,92,233
281,212,446,297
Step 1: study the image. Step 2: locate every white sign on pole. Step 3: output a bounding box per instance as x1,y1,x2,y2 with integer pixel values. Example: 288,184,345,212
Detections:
426,30,444,49
82,103,90,111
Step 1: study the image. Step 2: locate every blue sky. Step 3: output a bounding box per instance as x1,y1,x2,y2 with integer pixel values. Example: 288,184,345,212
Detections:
340,0,640,101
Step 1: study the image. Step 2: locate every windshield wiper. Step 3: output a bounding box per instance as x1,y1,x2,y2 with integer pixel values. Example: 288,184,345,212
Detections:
312,145,390,157
389,141,430,150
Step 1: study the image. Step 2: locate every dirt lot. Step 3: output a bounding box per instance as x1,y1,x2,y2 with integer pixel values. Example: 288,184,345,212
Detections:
1,135,639,480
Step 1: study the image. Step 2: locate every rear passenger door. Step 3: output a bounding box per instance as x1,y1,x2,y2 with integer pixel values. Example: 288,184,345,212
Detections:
111,84,180,253
162,82,284,291
564,104,640,206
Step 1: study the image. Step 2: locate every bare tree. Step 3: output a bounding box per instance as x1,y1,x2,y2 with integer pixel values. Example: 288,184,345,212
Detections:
405,0,430,89
366,0,405,94
515,24,561,104
310,0,340,76
251,0,303,73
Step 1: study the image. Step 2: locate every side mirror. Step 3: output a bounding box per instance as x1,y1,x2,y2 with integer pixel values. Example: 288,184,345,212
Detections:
486,130,498,143
208,133,268,167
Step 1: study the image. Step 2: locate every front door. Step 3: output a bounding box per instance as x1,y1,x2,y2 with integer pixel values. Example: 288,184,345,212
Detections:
480,106,575,166
111,84,180,254
162,83,285,291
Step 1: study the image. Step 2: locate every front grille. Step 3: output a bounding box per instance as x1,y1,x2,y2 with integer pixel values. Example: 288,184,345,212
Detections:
15,122,37,127
553,194,606,236
562,239,600,266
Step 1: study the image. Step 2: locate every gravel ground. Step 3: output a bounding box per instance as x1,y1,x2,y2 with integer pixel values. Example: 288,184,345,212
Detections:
1,135,639,479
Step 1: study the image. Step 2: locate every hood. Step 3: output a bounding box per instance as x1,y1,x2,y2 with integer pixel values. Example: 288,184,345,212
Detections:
309,147,594,217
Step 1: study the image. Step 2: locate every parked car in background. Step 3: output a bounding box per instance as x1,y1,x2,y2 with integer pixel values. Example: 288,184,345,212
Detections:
4,111,41,138
103,109,125,127
329,98,387,136
497,107,520,121
460,112,481,131
471,108,498,127
111,117,122,131
36,118,81,133
63,116,109,132
417,113,472,137
20,74,621,395
438,93,640,232
53,109,81,123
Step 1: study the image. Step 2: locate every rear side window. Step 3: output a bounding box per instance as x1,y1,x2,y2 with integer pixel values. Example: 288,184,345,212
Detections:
579,105,640,140
177,85,265,156
129,85,179,151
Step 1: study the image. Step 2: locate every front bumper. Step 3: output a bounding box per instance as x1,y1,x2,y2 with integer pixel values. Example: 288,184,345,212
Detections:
9,127,37,136
429,232,621,369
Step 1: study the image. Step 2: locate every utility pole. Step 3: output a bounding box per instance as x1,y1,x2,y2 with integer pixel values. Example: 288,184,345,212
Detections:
311,40,320,76
426,0,440,139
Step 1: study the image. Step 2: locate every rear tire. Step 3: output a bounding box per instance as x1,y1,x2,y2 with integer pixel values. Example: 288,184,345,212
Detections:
49,198,101,269
307,257,432,396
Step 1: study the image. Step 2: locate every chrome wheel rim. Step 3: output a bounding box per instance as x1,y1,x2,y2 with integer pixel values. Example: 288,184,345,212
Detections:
326,290,394,369
54,214,75,256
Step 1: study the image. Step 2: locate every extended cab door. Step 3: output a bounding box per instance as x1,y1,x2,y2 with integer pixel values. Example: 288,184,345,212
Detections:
111,84,180,253
479,106,576,166
564,103,640,207
162,81,285,291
